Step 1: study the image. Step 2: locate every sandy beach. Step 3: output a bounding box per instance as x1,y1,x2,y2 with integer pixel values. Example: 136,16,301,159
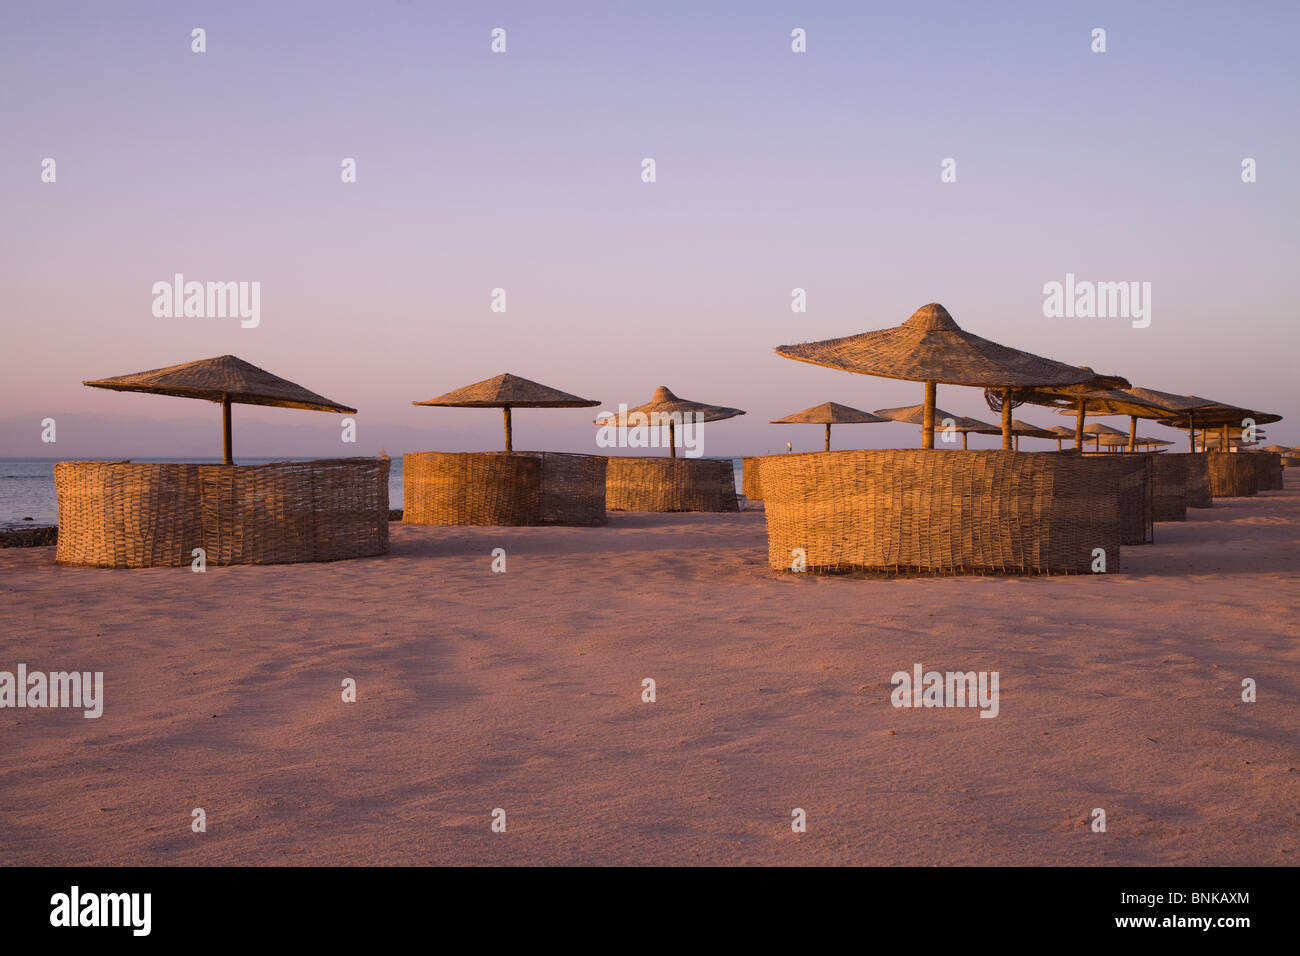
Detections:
1,477,1296,867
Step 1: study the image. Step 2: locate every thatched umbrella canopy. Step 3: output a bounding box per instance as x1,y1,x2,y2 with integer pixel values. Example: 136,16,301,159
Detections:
1080,422,1127,452
84,354,356,465
770,402,888,451
1096,433,1170,451
1006,419,1056,451
1045,424,1076,450
414,372,599,452
1042,386,1212,452
1261,444,1292,454
873,403,999,450
1156,397,1281,451
775,303,1093,449
595,386,745,458
1003,373,1181,450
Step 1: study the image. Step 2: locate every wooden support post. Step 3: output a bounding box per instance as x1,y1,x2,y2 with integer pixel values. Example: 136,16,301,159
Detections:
222,395,233,465
824,423,831,452
1001,391,1013,450
922,381,936,449
503,407,513,452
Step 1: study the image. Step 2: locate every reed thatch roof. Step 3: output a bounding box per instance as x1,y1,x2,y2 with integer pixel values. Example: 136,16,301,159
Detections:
1009,419,1056,438
1007,369,1133,410
1046,425,1077,438
1082,423,1128,437
1097,434,1170,447
83,355,355,413
775,303,1095,388
770,402,888,425
595,386,745,425
1044,385,1210,420
873,404,999,434
414,373,598,409
1157,396,1282,428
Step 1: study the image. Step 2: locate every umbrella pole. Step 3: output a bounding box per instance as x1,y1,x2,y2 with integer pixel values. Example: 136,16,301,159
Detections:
825,423,831,452
1074,398,1085,449
222,394,233,465
922,380,936,449
1057,438,1063,451
669,419,676,459
1001,390,1013,450
1188,411,1196,452
503,407,513,452
1128,415,1137,452
962,432,968,450
1222,421,1228,451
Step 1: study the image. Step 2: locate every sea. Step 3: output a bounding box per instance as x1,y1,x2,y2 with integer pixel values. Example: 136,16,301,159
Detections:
0,457,746,528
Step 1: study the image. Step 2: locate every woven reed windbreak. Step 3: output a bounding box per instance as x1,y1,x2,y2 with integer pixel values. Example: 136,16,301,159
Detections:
1254,452,1284,491
1148,453,1188,521
54,458,389,568
403,452,541,525
761,450,1122,574
1207,452,1258,497
533,452,607,524
402,451,605,526
1171,453,1212,508
605,457,738,512
1081,452,1152,544
742,457,764,501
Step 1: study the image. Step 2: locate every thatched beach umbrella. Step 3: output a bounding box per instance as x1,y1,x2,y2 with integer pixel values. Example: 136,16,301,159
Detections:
1082,422,1127,451
595,386,745,458
775,303,1093,449
770,402,888,451
1046,425,1076,450
84,354,356,465
1157,397,1281,452
414,373,599,452
874,404,999,450
1004,373,1179,451
1007,419,1056,451
1037,386,1205,451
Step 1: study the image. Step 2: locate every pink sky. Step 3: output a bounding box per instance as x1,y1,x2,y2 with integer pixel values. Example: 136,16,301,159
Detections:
2,1,1296,456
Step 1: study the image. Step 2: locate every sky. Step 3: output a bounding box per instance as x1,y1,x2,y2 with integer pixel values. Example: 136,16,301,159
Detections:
1,0,1296,458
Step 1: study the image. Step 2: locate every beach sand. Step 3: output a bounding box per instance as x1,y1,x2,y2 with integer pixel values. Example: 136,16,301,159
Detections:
1,478,1297,866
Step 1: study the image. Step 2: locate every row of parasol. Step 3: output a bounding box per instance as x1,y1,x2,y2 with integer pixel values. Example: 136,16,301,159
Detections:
79,303,1280,460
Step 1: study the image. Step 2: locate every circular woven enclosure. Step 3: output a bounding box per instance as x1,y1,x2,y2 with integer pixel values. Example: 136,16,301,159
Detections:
55,458,390,568
762,449,1122,575
1082,452,1152,544
403,452,605,528
1253,452,1284,491
742,456,764,501
1169,453,1212,508
403,451,606,526
1149,453,1188,521
1207,452,1258,497
605,457,738,512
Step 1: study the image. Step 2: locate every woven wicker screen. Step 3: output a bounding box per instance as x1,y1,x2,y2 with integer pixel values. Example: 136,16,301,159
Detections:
55,458,389,568
760,449,1122,575
605,457,737,512
1206,453,1258,497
